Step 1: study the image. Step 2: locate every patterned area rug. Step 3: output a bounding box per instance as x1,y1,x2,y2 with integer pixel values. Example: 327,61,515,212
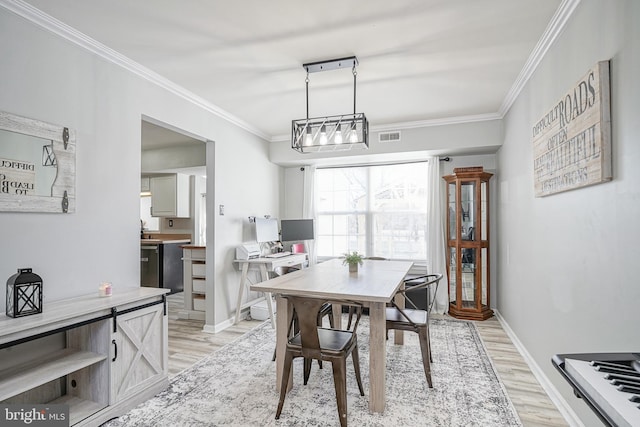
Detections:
104,316,521,427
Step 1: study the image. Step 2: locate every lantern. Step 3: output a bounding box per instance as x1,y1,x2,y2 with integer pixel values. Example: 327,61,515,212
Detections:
6,268,43,318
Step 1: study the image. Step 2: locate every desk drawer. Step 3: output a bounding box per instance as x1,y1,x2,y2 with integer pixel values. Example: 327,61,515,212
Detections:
271,255,306,269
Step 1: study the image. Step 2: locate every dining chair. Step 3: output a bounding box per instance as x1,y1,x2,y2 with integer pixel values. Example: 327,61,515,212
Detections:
275,296,365,427
271,266,334,364
385,273,443,388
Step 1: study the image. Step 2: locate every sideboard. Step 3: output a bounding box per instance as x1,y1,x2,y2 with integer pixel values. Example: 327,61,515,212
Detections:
0,287,169,426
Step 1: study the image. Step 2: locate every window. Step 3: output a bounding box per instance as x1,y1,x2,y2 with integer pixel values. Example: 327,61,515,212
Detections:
315,162,428,260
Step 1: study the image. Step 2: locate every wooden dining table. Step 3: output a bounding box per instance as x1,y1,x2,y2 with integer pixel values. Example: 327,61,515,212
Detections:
250,258,413,413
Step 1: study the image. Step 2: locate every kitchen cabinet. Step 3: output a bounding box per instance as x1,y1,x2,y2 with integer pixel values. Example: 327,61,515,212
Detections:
150,174,190,218
0,288,168,426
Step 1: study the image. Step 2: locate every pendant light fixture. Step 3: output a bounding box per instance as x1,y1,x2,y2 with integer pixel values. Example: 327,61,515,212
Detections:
291,56,369,153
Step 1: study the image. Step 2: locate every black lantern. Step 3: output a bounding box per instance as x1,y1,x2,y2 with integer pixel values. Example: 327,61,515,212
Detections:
6,268,43,318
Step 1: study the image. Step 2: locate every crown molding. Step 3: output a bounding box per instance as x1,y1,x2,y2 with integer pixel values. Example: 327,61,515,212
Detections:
2,0,579,144
0,0,270,141
499,0,581,117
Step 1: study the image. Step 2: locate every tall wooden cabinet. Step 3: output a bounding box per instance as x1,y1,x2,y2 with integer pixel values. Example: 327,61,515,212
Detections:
444,167,493,320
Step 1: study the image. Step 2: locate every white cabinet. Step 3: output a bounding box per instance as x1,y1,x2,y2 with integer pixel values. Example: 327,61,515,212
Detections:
179,246,206,320
0,289,169,426
150,174,190,218
111,303,167,404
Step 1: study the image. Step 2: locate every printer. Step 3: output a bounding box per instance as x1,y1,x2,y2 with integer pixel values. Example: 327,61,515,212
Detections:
236,243,261,260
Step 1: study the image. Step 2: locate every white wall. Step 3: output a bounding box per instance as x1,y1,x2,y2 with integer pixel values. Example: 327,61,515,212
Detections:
497,0,640,424
0,7,280,330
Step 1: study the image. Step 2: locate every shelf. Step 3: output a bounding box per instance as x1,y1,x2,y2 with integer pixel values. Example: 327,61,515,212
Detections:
50,395,106,426
0,348,107,401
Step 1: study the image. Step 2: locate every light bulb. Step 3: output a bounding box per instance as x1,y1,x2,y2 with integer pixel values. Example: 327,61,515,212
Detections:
304,127,313,146
319,125,328,145
334,126,343,144
349,123,359,143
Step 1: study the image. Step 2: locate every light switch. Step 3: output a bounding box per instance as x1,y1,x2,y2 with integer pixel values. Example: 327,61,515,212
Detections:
219,204,225,215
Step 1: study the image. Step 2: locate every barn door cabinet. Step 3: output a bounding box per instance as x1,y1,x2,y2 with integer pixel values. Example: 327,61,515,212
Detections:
0,288,169,426
444,166,493,320
110,303,167,403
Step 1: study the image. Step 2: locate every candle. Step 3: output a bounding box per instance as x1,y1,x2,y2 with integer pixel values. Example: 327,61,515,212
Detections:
99,282,112,297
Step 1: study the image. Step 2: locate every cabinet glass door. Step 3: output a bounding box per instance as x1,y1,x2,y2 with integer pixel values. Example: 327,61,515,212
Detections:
461,181,476,241
448,182,457,241
461,248,477,308
449,247,457,304
481,181,488,240
481,247,489,306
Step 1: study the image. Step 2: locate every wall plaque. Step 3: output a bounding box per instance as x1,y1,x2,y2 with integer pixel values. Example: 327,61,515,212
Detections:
532,61,612,197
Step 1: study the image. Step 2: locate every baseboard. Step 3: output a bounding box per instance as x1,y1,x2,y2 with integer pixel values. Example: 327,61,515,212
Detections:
493,310,585,427
202,298,265,334
203,313,248,334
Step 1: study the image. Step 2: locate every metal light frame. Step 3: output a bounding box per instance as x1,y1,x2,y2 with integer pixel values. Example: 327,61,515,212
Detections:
291,56,369,153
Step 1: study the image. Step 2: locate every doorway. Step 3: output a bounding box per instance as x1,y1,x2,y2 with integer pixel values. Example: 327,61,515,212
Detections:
140,117,209,373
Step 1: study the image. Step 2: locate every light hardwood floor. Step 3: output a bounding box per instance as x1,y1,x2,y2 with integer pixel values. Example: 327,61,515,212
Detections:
166,293,568,427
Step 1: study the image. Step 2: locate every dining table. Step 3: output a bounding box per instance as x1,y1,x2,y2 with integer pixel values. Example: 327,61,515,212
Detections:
250,258,413,413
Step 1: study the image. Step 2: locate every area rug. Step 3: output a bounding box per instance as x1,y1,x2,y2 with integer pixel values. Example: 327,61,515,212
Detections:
104,316,521,427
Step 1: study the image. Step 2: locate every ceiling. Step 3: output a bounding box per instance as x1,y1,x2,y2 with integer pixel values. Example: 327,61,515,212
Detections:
22,0,564,142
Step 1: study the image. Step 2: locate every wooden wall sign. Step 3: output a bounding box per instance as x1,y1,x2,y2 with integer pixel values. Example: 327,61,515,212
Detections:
532,61,612,197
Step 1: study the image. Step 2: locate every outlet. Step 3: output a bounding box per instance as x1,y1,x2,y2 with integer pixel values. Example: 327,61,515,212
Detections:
168,219,173,227
219,204,225,216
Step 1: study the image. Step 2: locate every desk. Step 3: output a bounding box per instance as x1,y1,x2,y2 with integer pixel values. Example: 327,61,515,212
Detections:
234,253,307,327
250,258,412,413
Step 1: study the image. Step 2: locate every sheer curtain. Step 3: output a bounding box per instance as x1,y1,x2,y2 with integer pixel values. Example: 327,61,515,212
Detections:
426,156,449,314
302,165,317,265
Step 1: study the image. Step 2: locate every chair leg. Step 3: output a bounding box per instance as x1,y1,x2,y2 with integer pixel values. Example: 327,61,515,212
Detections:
346,306,354,330
331,358,348,427
417,327,433,388
351,346,365,396
275,351,294,419
303,357,312,385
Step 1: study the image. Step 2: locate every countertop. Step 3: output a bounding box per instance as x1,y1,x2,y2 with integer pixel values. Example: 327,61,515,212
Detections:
141,233,191,245
141,238,191,244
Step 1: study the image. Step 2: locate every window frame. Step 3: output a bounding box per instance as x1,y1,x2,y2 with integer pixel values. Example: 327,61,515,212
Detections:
314,162,429,263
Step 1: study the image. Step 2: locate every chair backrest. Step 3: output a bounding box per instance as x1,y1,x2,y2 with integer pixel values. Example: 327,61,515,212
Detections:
285,296,326,359
402,273,443,313
284,296,363,360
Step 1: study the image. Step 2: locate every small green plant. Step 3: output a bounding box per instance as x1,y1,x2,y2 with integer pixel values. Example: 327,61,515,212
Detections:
342,251,364,267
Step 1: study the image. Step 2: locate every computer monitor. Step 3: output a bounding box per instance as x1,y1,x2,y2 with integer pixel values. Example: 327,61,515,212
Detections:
280,219,314,242
255,217,279,243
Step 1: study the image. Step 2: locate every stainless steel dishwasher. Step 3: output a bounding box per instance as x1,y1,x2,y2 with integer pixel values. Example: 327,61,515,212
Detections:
140,244,160,288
